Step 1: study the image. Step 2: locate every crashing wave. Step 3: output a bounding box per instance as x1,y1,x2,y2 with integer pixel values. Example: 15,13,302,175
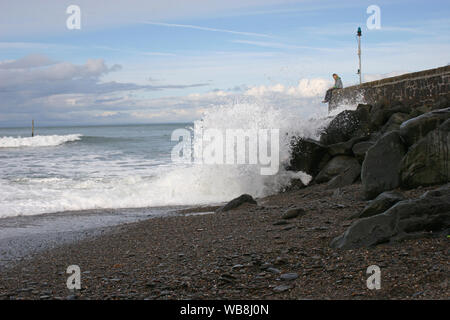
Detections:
0,134,82,148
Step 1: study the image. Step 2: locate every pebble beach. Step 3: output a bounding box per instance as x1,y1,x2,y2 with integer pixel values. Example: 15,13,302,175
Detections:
0,183,448,300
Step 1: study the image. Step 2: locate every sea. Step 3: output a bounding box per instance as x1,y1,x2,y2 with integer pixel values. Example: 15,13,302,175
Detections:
0,102,350,265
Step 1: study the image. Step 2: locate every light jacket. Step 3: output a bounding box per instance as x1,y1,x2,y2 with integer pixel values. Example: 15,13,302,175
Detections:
334,77,343,89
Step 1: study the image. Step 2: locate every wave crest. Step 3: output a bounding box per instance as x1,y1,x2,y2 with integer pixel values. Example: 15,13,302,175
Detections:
0,134,82,148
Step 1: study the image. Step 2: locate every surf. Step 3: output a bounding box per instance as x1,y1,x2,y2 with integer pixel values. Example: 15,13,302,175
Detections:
0,134,82,148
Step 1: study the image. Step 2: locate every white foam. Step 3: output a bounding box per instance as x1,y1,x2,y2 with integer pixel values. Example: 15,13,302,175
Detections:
0,134,82,148
0,100,359,218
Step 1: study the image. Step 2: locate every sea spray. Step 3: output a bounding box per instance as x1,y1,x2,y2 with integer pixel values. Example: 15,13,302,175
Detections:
0,102,355,217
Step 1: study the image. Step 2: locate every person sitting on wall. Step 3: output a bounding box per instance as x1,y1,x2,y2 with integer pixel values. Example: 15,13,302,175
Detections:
322,73,343,103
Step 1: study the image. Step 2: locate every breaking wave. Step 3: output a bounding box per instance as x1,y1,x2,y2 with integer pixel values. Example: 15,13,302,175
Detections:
0,134,82,148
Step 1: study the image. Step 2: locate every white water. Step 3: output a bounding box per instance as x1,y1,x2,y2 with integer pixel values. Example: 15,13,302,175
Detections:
0,101,357,218
0,134,82,148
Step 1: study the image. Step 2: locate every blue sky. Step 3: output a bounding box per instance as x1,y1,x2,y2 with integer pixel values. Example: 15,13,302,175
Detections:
0,0,449,126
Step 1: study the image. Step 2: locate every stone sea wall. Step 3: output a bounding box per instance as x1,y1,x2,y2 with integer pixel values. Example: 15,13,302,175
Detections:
329,65,450,112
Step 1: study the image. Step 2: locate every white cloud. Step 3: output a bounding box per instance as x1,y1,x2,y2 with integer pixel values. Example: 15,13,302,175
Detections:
245,78,330,97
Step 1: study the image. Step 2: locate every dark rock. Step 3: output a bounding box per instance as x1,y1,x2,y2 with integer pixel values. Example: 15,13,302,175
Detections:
217,194,257,212
260,263,274,270
369,102,411,130
282,207,306,220
273,220,289,226
400,119,450,188
352,141,374,162
326,161,361,189
381,112,411,134
273,284,292,292
315,156,360,184
369,102,388,129
266,267,281,274
330,184,450,249
320,108,371,145
231,264,245,270
351,190,405,219
361,131,407,199
433,96,450,110
288,138,330,176
327,136,370,156
280,273,299,281
399,107,450,146
410,105,433,118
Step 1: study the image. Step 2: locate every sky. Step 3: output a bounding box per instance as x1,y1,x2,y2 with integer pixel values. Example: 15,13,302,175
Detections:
0,0,449,126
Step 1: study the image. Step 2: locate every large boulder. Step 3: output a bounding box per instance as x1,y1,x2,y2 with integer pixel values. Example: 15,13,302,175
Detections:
400,119,450,189
326,162,361,189
352,141,374,163
369,103,410,131
350,190,405,219
399,107,450,146
320,105,371,145
330,184,450,249
315,156,360,184
380,112,411,134
217,194,257,212
361,131,407,199
288,138,330,176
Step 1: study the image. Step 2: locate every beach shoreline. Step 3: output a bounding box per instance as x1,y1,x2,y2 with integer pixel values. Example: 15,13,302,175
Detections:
0,183,447,300
0,205,219,271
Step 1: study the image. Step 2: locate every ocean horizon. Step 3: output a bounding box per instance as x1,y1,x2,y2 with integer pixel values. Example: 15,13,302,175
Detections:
0,103,335,219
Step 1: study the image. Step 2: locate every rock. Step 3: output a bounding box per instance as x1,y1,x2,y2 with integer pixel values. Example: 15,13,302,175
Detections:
433,96,450,110
381,112,411,134
315,156,360,184
352,141,374,162
266,267,281,274
330,184,450,249
273,284,292,292
282,207,306,220
399,107,450,146
326,161,361,189
217,194,257,212
273,220,289,226
260,263,274,270
231,264,245,270
410,105,433,118
369,102,388,129
352,191,405,219
288,137,330,176
400,119,450,188
361,131,407,199
280,273,299,281
370,103,411,131
320,108,370,145
326,136,370,156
